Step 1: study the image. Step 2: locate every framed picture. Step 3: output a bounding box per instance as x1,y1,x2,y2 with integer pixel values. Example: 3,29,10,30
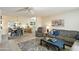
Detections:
52,19,64,27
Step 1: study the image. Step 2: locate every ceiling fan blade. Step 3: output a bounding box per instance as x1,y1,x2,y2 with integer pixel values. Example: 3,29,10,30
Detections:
16,7,33,12
16,7,28,12
15,7,34,17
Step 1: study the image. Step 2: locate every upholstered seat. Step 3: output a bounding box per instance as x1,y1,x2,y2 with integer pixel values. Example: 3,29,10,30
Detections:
35,27,45,37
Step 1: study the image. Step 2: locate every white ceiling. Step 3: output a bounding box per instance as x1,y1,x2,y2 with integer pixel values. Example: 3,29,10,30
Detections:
0,7,79,16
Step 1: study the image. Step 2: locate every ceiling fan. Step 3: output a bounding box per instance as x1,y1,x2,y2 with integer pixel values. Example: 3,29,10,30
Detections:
16,7,34,17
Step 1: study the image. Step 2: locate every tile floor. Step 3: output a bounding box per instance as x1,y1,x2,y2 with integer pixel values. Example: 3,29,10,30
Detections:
8,33,37,51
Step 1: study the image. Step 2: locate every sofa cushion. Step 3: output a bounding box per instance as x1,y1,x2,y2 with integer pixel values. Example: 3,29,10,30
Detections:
56,35,75,47
55,29,78,38
57,35,75,43
63,36,75,43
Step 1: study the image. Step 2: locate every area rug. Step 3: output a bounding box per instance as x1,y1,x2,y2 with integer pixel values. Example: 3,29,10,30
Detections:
18,38,70,51
18,39,49,51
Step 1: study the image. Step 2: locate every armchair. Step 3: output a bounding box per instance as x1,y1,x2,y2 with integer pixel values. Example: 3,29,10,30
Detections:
35,27,45,37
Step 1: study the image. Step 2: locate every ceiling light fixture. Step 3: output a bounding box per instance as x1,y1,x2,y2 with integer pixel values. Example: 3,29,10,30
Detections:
16,7,34,17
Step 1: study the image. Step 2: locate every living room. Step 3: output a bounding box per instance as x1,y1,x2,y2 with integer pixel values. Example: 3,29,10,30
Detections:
0,7,79,51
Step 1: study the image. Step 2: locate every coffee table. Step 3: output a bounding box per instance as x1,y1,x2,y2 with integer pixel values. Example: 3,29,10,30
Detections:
40,38,65,51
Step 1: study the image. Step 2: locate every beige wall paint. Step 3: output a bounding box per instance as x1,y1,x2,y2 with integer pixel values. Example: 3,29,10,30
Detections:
2,16,40,34
2,16,30,33
36,17,42,28
2,16,9,34
39,16,55,31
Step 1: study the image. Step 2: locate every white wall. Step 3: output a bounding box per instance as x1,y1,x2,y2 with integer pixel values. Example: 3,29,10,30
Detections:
41,9,79,31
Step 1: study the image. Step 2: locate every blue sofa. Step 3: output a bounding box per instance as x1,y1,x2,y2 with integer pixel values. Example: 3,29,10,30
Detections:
48,29,79,47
